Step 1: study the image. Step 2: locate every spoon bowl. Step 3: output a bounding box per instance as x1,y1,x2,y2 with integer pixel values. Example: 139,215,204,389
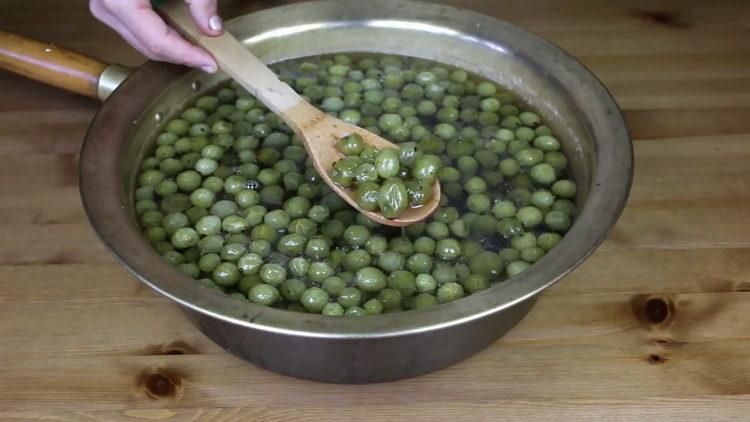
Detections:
285,102,441,226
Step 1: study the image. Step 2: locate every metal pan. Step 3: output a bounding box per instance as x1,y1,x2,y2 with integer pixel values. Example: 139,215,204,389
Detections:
0,0,632,383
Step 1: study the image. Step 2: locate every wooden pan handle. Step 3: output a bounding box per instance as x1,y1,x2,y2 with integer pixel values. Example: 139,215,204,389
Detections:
0,29,109,98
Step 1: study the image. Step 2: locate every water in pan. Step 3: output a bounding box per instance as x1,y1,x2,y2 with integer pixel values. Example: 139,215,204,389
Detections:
132,53,578,316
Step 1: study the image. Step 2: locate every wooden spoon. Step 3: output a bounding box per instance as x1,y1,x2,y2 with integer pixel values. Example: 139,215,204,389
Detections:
159,1,440,227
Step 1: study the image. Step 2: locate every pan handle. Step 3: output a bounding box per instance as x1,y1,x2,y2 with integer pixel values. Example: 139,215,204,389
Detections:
0,29,130,100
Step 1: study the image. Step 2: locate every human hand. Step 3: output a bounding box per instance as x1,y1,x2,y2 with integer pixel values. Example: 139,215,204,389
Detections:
89,0,221,73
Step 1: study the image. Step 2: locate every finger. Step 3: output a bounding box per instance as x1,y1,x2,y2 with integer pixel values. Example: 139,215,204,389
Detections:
116,2,218,72
88,0,108,21
185,0,222,35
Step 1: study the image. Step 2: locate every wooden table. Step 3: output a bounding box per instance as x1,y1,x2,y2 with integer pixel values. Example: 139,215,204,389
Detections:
2,1,749,420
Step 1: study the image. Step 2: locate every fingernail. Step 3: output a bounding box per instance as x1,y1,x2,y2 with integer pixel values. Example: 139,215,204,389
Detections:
209,15,223,32
201,64,216,74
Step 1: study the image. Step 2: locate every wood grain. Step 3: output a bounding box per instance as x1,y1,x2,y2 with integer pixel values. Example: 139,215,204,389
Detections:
0,29,107,98
1,0,749,421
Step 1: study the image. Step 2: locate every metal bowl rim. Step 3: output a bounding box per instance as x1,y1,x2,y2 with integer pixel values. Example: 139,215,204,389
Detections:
79,0,632,339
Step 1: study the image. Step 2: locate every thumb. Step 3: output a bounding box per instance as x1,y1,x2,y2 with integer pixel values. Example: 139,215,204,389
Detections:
185,0,222,35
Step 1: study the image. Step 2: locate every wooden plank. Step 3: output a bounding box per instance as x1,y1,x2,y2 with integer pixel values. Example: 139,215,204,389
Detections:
3,133,750,207
581,54,750,82
608,79,750,109
4,398,750,422
0,188,86,226
508,291,750,344
1,338,750,412
0,263,151,302
601,203,750,251
628,135,750,202
2,246,748,303
0,153,79,194
9,0,750,36
537,31,750,56
625,107,750,140
0,223,112,265
447,0,750,33
1,134,749,267
2,190,749,265
2,282,749,358
551,248,750,297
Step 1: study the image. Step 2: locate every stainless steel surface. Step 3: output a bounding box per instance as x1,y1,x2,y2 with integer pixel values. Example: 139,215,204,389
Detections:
96,64,130,101
79,0,632,383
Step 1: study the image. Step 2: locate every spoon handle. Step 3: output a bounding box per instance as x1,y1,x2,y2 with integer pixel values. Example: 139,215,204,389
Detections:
159,0,312,129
